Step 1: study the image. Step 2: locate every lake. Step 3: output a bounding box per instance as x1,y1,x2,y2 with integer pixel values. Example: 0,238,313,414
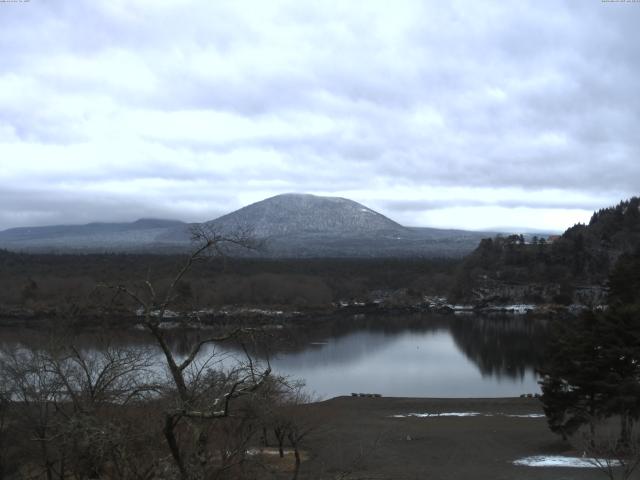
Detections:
0,313,549,399
252,314,547,398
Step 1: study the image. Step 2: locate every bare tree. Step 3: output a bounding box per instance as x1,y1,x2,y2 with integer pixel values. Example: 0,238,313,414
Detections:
260,380,316,480
103,224,271,479
581,419,640,480
47,341,157,410
47,340,160,479
0,338,162,480
331,432,386,480
0,347,68,480
0,382,9,480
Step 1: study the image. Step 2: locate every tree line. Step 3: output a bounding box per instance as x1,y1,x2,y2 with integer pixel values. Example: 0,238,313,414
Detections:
0,248,458,316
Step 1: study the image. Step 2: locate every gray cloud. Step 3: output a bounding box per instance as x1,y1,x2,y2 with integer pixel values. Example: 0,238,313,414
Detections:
0,0,639,231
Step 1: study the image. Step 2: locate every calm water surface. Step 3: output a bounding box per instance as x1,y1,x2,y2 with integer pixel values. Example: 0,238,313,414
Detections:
209,314,547,399
1,314,548,399
269,330,538,398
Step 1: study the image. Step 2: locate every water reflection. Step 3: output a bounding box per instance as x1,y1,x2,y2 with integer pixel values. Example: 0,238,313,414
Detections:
257,314,547,398
0,313,548,399
448,315,548,379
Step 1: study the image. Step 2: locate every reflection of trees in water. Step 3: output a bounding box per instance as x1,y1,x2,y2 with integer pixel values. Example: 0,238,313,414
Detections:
248,313,449,364
448,316,549,379
249,313,548,381
0,326,152,351
1,313,549,381
0,325,212,357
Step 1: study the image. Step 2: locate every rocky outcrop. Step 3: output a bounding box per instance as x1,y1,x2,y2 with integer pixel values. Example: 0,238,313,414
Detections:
468,277,607,308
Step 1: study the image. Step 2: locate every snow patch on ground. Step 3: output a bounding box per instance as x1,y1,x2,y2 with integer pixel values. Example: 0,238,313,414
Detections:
337,300,366,307
391,412,545,418
247,448,291,456
220,307,284,316
513,455,622,468
422,296,541,314
392,412,482,418
503,413,545,418
490,304,536,314
452,304,474,311
136,307,180,318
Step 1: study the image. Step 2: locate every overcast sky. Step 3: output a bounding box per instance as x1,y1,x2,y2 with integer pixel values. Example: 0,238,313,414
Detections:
1,0,639,232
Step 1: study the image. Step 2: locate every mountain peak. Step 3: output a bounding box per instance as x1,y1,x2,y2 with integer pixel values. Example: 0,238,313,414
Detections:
208,193,403,237
265,192,350,203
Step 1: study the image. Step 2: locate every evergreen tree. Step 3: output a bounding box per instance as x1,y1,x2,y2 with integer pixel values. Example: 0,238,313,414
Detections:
608,250,640,307
539,311,607,439
539,251,640,443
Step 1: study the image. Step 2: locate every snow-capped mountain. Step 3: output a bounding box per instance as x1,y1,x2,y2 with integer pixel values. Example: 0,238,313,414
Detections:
0,194,493,257
207,193,404,237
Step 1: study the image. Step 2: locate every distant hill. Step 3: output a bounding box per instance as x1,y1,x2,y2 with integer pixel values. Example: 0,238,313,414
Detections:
0,193,493,257
0,218,185,242
0,218,186,252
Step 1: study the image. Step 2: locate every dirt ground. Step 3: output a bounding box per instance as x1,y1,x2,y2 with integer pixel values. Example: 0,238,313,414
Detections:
289,396,610,480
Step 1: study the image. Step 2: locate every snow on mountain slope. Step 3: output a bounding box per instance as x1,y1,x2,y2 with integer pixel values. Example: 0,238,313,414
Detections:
206,193,405,237
0,194,492,257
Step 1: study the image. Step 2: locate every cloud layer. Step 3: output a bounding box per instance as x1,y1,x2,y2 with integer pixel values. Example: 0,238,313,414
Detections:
1,0,639,231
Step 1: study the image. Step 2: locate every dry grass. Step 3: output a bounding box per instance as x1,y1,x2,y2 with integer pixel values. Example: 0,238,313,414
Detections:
247,447,309,473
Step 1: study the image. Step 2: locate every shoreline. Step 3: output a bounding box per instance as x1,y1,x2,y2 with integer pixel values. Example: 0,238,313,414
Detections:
0,300,574,329
312,395,545,412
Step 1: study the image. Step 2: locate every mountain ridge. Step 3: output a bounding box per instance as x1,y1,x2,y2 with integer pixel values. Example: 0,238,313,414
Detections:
0,193,493,257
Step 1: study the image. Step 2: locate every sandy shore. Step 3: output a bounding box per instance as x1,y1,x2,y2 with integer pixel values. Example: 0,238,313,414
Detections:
293,396,606,480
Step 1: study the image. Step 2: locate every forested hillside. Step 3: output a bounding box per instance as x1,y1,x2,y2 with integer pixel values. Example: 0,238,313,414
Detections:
454,197,640,304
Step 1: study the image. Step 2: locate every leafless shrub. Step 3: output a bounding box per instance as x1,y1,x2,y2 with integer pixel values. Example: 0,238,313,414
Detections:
0,340,162,480
0,381,10,480
580,419,640,480
332,432,387,480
